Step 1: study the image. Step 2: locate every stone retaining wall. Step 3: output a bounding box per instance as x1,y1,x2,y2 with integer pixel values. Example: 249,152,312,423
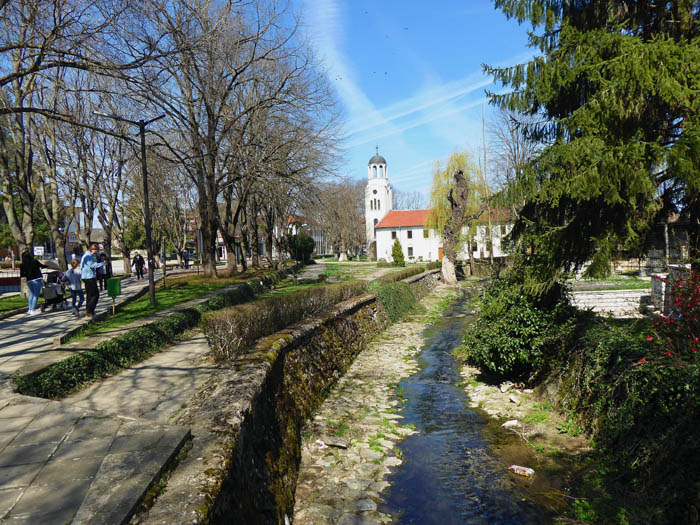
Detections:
140,270,439,524
571,289,649,317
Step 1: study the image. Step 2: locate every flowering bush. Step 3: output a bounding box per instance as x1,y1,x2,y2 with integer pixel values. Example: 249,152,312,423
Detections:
649,269,700,361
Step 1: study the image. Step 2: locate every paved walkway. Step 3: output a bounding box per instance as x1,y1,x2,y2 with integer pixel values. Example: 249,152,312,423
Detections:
0,271,196,377
0,383,189,524
0,269,205,524
0,332,212,523
65,333,214,422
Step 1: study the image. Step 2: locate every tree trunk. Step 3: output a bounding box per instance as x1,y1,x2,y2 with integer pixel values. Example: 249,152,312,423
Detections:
198,189,219,278
53,228,68,270
441,170,483,285
442,255,458,285
338,241,348,262
236,240,247,271
468,241,475,276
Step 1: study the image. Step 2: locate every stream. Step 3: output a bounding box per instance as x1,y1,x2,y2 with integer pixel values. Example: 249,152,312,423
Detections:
379,289,558,524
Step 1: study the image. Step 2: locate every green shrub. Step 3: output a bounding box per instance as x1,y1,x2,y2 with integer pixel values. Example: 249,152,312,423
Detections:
426,261,442,271
376,260,391,268
373,282,418,323
287,232,315,263
203,280,368,361
557,319,700,523
459,279,578,382
376,266,426,284
391,238,405,266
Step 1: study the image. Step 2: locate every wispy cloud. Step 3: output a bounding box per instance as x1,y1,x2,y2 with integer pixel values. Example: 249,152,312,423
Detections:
346,74,491,136
347,96,489,148
303,0,398,139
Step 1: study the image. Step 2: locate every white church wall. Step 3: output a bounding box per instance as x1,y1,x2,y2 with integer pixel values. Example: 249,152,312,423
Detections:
376,226,441,263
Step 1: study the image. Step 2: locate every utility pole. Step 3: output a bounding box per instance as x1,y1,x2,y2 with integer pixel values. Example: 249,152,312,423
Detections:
94,112,165,306
482,105,494,268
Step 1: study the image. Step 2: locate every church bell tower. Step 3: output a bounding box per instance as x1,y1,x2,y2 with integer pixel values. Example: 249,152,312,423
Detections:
365,146,393,248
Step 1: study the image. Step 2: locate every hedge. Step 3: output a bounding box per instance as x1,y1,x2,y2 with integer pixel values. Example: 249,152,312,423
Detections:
203,280,368,361
376,265,426,283
15,267,297,399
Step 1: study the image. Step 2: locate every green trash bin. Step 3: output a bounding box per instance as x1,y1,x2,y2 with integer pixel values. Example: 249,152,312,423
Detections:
106,277,121,297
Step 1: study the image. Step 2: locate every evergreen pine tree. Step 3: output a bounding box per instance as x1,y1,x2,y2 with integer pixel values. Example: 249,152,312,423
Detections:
391,238,405,267
486,1,700,292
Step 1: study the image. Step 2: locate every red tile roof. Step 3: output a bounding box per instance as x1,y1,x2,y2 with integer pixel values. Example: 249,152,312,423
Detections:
375,209,432,229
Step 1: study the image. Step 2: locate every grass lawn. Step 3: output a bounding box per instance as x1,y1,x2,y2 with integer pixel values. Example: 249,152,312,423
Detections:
323,262,386,281
570,274,651,291
255,279,327,300
69,269,275,340
0,294,43,314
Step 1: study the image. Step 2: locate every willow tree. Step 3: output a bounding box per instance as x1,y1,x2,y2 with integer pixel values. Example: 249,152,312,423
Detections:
486,1,700,293
426,152,487,284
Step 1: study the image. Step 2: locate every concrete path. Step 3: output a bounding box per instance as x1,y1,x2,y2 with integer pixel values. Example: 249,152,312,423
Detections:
360,267,398,281
0,383,189,524
65,333,214,423
0,276,151,376
0,270,210,524
295,262,327,281
0,271,199,377
14,281,243,378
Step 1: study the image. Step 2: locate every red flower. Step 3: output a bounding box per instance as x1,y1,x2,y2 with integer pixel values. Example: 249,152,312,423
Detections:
637,358,647,364
692,348,697,353
664,351,671,357
646,336,654,341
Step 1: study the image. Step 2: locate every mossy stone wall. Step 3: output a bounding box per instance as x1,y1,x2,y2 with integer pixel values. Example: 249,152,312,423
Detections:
208,271,438,523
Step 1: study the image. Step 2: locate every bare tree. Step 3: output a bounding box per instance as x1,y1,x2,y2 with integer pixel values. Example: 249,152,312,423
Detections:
488,109,540,198
393,190,424,210
314,179,365,261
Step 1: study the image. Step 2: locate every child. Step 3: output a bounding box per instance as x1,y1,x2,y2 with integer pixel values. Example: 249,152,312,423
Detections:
63,259,84,316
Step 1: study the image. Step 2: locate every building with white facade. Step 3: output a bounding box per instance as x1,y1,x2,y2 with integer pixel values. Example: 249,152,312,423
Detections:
365,150,513,263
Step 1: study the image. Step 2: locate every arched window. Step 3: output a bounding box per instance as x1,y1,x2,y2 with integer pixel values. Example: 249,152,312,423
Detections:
370,200,373,211
373,166,377,178
377,200,380,211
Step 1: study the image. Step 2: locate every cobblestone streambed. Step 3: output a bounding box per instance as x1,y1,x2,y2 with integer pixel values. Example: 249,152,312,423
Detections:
380,288,556,524
294,285,558,524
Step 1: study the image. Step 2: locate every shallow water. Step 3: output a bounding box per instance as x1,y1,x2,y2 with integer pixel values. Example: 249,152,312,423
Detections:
380,289,558,524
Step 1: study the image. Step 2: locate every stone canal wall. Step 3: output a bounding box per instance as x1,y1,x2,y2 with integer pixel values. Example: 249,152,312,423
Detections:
138,270,439,525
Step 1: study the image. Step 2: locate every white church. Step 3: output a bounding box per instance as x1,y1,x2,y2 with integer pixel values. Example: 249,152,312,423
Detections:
364,150,513,263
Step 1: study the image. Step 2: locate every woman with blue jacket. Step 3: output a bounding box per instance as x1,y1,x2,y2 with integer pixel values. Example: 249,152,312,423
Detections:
80,244,104,318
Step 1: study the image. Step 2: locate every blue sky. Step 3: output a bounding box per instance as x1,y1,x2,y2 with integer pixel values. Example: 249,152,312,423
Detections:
299,0,534,202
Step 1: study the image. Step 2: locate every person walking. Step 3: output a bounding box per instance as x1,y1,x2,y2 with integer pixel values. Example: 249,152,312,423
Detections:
19,251,47,316
63,259,84,316
80,244,104,318
132,252,145,280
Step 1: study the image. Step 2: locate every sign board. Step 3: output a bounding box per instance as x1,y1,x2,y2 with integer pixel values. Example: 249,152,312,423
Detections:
33,246,44,256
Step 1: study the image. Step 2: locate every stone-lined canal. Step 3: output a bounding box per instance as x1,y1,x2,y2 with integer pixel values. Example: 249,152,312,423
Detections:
294,285,558,524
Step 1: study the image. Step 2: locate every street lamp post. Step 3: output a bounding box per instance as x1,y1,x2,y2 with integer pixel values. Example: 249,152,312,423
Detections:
94,112,165,307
